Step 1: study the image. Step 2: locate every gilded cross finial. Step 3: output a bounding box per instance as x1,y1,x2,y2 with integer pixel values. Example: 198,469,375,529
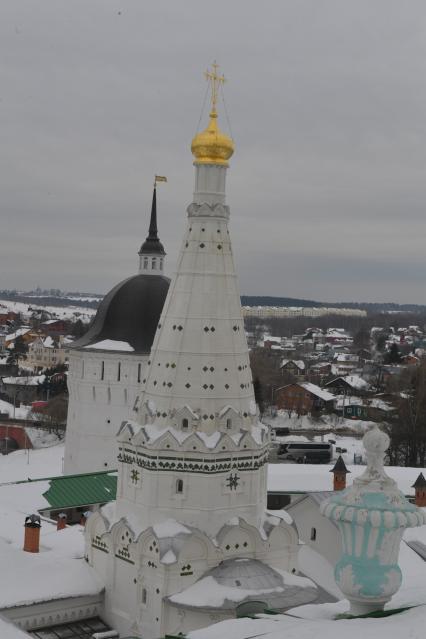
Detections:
205,61,226,114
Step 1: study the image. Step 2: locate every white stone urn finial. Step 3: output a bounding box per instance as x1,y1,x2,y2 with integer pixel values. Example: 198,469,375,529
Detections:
355,425,395,490
320,425,426,616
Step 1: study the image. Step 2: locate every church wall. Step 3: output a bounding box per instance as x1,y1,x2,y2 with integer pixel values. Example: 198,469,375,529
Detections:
64,349,148,474
287,497,342,565
164,604,232,638
116,453,268,533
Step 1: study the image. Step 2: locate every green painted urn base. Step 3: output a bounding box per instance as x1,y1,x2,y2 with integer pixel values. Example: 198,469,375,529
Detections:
335,554,402,615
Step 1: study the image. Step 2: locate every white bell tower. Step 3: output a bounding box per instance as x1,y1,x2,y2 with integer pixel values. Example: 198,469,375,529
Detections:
115,64,269,533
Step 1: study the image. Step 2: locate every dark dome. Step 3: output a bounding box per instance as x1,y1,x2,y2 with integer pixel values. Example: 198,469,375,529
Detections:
73,274,169,354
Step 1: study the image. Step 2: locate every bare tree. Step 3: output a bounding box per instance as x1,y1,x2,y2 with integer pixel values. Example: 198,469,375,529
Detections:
385,361,426,467
33,394,68,437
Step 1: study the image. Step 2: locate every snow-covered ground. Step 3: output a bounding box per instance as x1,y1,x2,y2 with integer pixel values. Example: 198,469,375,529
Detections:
60,295,102,303
25,427,64,449
268,462,423,497
0,298,96,323
0,445,64,483
269,410,376,434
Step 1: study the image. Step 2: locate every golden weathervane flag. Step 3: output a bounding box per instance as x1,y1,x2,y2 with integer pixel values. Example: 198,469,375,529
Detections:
154,175,167,184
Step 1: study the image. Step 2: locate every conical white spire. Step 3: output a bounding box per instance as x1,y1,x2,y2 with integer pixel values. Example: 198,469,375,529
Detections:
116,74,268,533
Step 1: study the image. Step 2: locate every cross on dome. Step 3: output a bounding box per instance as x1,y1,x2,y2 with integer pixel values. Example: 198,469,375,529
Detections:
204,61,226,115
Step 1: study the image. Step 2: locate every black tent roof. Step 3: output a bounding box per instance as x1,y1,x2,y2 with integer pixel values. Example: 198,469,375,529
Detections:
138,187,166,256
330,455,350,474
412,472,426,489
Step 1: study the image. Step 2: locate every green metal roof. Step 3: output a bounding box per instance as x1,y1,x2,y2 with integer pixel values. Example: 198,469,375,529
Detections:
42,470,117,510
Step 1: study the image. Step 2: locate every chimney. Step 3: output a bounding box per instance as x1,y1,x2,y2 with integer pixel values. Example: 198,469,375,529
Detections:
412,472,426,507
24,514,41,553
330,455,350,491
57,512,67,530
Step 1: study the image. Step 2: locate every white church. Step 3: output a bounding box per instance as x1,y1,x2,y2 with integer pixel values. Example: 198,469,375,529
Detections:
64,185,170,474
69,65,317,638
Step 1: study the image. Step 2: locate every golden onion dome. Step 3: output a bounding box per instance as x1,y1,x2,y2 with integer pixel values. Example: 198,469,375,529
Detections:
191,108,234,167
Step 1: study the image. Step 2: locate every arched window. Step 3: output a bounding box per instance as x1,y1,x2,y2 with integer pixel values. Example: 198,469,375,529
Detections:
176,479,183,494
310,527,317,541
141,587,147,604
182,418,189,430
117,362,121,382
137,363,142,384
107,387,111,404
152,257,157,270
101,361,104,381
143,257,148,269
226,418,232,429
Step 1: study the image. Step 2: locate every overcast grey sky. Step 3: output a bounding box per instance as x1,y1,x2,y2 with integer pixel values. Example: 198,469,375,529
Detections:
1,0,426,303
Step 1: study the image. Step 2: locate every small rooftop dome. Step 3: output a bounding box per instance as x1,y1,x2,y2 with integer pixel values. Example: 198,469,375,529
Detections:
168,558,317,612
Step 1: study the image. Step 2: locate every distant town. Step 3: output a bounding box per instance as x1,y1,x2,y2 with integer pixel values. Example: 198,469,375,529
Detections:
1,287,425,468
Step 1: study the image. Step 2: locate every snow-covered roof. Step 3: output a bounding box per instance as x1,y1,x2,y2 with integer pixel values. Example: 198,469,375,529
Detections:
330,363,358,376
83,339,135,352
309,361,330,370
168,558,317,611
369,398,394,411
188,603,426,639
405,539,426,561
40,335,61,349
342,375,369,389
280,359,305,370
328,375,369,390
335,353,359,362
268,463,425,496
0,617,31,639
5,328,31,342
299,382,335,402
2,374,45,386
326,329,350,338
152,519,192,539
0,481,103,610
